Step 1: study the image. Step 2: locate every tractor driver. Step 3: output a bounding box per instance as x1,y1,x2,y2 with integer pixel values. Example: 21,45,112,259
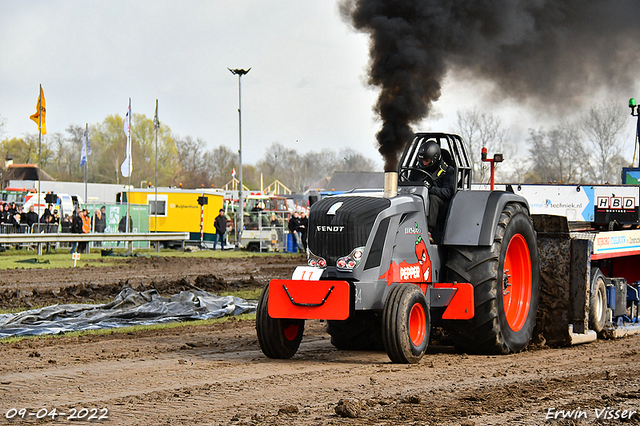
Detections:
416,141,456,235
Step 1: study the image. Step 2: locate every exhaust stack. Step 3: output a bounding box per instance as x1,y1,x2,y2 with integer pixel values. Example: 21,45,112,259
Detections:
383,172,398,198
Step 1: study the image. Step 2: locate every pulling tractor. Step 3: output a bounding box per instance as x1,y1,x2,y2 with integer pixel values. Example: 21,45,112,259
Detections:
256,133,540,363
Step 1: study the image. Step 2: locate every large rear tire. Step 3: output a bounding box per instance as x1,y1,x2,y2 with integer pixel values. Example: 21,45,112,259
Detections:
256,283,304,359
382,283,430,364
589,268,608,333
445,203,539,354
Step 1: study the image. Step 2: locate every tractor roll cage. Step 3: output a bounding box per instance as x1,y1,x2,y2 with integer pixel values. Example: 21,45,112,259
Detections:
399,133,472,191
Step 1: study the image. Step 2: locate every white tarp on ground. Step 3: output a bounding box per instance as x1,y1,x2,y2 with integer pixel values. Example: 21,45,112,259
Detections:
0,287,257,339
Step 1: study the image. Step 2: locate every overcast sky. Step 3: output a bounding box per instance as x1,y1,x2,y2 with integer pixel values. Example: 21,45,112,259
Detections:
1,1,638,169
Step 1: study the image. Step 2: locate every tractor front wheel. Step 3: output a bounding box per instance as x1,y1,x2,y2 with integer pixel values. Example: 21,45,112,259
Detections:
256,283,304,359
382,283,430,364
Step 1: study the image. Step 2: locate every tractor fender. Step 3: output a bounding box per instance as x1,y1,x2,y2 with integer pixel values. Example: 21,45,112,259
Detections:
442,190,530,246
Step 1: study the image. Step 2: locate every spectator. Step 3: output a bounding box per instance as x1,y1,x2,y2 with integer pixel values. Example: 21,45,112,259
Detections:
24,205,39,229
119,214,132,232
70,209,83,254
16,206,25,227
9,211,21,231
39,205,52,224
288,212,303,252
40,211,53,224
76,209,91,253
213,209,227,251
61,214,72,233
270,213,280,227
51,209,60,225
81,209,91,233
94,206,106,232
4,203,13,226
299,212,308,251
0,203,7,226
118,214,133,247
93,206,106,247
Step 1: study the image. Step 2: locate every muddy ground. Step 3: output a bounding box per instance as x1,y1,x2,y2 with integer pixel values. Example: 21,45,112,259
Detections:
1,254,640,425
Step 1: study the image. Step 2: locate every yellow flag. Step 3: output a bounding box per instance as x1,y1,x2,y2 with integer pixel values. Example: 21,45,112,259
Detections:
29,86,46,135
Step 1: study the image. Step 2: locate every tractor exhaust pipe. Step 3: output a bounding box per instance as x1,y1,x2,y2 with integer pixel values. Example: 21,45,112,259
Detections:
383,172,398,198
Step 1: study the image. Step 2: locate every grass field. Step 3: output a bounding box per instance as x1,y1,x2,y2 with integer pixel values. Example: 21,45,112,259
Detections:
0,247,286,342
0,246,298,270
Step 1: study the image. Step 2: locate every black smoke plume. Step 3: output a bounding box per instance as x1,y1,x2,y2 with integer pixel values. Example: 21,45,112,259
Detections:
340,0,640,171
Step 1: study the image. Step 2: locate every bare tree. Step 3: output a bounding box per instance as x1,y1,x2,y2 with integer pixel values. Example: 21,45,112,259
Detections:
581,101,628,184
297,151,339,190
210,145,238,187
46,132,70,180
527,122,594,184
456,107,511,183
501,156,531,184
64,125,85,180
337,148,377,172
257,142,305,191
174,136,211,188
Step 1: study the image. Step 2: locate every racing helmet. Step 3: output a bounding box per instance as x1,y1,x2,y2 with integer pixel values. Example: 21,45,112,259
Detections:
417,141,441,172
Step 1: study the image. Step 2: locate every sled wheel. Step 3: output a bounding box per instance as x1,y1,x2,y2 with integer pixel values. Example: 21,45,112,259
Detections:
382,283,429,364
589,268,608,333
256,283,304,359
445,203,539,354
326,311,384,351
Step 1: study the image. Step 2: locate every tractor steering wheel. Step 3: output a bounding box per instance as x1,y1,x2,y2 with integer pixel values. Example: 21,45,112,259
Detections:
399,167,431,185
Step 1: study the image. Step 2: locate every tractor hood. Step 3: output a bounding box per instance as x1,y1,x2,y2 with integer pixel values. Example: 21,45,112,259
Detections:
308,194,391,267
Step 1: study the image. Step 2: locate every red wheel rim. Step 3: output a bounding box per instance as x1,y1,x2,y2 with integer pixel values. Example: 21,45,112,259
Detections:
409,303,427,346
283,323,299,341
502,233,532,332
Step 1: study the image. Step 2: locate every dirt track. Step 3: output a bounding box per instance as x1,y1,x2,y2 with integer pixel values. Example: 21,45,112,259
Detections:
1,254,640,425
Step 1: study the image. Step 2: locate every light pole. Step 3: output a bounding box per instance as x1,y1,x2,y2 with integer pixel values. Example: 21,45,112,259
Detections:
228,67,250,247
629,98,640,168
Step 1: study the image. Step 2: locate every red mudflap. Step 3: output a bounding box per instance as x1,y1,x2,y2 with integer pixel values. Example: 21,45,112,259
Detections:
434,282,475,320
268,279,350,320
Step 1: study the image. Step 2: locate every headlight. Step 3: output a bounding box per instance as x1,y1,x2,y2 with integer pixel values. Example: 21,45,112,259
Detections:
308,249,327,268
336,247,365,271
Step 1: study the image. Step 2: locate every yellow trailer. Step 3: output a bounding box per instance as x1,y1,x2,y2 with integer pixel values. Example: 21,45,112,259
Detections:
120,188,225,245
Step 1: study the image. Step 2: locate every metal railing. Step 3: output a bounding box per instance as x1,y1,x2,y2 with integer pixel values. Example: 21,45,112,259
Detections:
31,223,60,234
0,231,189,255
241,211,292,252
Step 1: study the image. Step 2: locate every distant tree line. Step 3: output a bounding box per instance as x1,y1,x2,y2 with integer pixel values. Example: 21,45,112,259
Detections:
457,101,632,185
0,114,376,192
0,100,632,191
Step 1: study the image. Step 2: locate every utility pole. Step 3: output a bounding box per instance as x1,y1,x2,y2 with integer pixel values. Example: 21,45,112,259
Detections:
228,67,250,248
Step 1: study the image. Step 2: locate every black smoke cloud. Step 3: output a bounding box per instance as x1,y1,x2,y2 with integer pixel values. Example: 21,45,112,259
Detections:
339,0,640,171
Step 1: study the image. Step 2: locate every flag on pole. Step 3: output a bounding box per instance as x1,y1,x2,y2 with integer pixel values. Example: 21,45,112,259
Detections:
29,86,46,135
120,101,132,177
153,100,159,131
231,168,236,179
80,127,91,166
123,103,130,136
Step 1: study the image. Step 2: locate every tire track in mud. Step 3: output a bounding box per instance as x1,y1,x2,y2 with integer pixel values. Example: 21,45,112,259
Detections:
2,255,640,425
2,319,640,426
